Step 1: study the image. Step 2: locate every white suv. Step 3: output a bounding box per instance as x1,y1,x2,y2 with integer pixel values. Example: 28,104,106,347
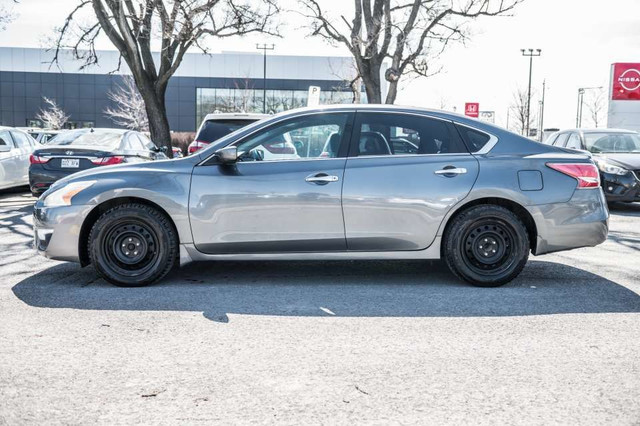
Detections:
188,113,268,155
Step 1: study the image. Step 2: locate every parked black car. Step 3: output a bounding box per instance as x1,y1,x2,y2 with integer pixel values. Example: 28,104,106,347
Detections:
545,128,640,202
29,128,168,196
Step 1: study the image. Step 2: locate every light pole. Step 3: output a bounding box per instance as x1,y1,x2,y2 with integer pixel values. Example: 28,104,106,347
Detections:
576,86,603,128
521,48,542,137
538,79,546,141
256,43,275,113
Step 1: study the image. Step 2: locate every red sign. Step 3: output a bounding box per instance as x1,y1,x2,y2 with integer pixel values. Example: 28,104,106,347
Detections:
465,102,480,118
612,63,640,100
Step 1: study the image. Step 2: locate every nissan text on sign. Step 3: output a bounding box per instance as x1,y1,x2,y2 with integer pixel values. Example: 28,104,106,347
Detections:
465,103,480,118
608,63,640,131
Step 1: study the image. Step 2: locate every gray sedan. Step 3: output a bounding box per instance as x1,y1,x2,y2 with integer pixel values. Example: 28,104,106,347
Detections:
33,105,609,287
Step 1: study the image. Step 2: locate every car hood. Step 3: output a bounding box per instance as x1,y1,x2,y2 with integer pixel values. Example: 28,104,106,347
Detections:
594,153,640,170
46,156,198,192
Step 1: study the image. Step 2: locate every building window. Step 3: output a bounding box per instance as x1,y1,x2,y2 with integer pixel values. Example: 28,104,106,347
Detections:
195,87,361,126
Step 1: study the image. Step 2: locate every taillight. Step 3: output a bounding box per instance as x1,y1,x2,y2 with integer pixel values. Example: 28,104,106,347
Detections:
189,141,209,154
29,154,50,164
547,163,600,188
91,156,124,166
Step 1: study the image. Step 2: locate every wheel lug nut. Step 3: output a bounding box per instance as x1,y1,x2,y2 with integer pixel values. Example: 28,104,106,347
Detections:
134,251,138,255
125,252,129,255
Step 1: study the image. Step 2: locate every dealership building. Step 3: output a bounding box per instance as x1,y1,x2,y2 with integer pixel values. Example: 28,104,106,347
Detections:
0,47,362,132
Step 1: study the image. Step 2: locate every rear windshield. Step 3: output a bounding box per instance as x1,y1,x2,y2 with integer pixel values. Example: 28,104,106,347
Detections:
584,133,640,153
196,119,259,143
51,130,122,149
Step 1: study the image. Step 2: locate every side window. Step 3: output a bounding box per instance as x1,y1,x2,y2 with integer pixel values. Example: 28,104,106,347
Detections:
11,131,31,148
234,113,350,162
565,133,582,150
554,133,569,147
455,125,492,152
0,130,13,148
355,113,467,157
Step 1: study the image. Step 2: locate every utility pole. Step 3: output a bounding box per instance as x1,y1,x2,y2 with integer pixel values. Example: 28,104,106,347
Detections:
256,43,275,114
576,86,603,128
521,49,542,137
539,79,546,142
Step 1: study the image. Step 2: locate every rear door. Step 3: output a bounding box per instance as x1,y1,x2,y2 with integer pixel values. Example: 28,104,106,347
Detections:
342,112,479,251
0,130,19,188
10,131,34,184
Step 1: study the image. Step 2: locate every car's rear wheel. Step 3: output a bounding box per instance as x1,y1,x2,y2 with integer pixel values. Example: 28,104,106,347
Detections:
88,203,178,287
444,205,530,287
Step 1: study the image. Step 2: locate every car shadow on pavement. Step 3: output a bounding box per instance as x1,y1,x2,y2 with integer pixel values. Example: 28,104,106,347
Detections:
12,259,640,322
608,201,640,217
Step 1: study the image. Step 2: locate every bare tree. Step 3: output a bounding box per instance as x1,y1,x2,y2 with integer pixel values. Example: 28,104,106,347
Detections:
585,88,607,128
36,97,70,130
328,58,362,103
510,88,535,136
300,0,521,104
0,0,17,31
53,0,280,155
104,75,149,131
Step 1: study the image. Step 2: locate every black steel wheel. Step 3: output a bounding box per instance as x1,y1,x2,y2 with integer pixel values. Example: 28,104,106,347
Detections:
444,205,530,287
88,203,178,287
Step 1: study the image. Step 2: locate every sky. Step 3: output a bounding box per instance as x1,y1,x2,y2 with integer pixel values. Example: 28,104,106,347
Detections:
1,0,640,130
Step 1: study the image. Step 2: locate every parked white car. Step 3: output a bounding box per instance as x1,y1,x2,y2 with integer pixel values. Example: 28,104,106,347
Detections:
0,127,37,190
188,112,268,155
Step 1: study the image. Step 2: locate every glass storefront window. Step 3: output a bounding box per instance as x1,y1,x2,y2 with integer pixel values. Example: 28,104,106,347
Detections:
196,87,364,126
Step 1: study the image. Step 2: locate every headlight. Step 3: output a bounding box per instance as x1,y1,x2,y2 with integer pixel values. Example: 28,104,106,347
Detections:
594,159,628,176
42,181,96,207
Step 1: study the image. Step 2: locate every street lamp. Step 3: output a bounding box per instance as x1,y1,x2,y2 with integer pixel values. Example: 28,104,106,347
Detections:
256,43,275,113
576,86,603,128
521,48,542,137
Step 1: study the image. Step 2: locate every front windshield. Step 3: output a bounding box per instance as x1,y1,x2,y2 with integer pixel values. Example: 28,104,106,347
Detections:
584,132,640,153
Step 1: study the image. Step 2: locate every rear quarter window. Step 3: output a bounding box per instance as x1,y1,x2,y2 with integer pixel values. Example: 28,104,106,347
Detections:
456,125,491,152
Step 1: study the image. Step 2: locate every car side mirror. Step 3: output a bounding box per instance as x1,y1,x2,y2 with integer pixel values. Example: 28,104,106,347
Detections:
0,144,11,153
214,146,238,164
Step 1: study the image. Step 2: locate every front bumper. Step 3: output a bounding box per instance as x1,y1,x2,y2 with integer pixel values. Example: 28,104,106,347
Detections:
529,188,609,255
33,203,93,263
600,171,640,202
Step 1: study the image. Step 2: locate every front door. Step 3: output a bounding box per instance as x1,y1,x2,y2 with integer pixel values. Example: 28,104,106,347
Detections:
342,112,480,251
189,112,353,254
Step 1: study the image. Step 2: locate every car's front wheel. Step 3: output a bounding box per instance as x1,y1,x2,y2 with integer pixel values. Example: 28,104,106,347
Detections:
88,203,178,287
444,205,530,287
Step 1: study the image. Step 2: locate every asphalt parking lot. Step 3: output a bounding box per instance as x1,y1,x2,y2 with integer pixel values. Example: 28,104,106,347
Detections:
1,189,639,424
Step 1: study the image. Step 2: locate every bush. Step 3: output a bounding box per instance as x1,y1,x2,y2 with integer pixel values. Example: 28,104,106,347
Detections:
170,132,195,155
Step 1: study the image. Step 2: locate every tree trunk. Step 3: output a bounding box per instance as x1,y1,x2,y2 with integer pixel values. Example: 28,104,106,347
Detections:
385,80,398,104
136,78,172,157
359,61,383,104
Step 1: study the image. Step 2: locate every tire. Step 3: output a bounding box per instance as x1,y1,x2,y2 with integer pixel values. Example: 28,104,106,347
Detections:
443,205,530,287
88,203,178,287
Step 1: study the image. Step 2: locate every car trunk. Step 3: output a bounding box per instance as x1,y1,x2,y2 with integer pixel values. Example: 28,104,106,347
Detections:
33,145,121,171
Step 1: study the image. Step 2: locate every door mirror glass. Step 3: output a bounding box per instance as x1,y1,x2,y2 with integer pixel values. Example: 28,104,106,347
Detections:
215,146,238,164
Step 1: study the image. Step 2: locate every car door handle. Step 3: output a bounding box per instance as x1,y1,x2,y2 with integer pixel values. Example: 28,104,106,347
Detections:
434,167,467,176
305,173,339,184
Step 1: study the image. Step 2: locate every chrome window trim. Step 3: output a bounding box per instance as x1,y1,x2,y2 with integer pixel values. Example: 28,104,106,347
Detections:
197,109,499,165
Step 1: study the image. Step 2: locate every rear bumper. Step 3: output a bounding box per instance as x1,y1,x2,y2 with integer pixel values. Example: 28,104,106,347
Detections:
33,203,93,263
29,167,77,194
529,188,609,255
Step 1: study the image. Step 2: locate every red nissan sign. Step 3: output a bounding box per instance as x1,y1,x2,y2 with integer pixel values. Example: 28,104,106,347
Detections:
465,102,480,118
612,63,640,100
